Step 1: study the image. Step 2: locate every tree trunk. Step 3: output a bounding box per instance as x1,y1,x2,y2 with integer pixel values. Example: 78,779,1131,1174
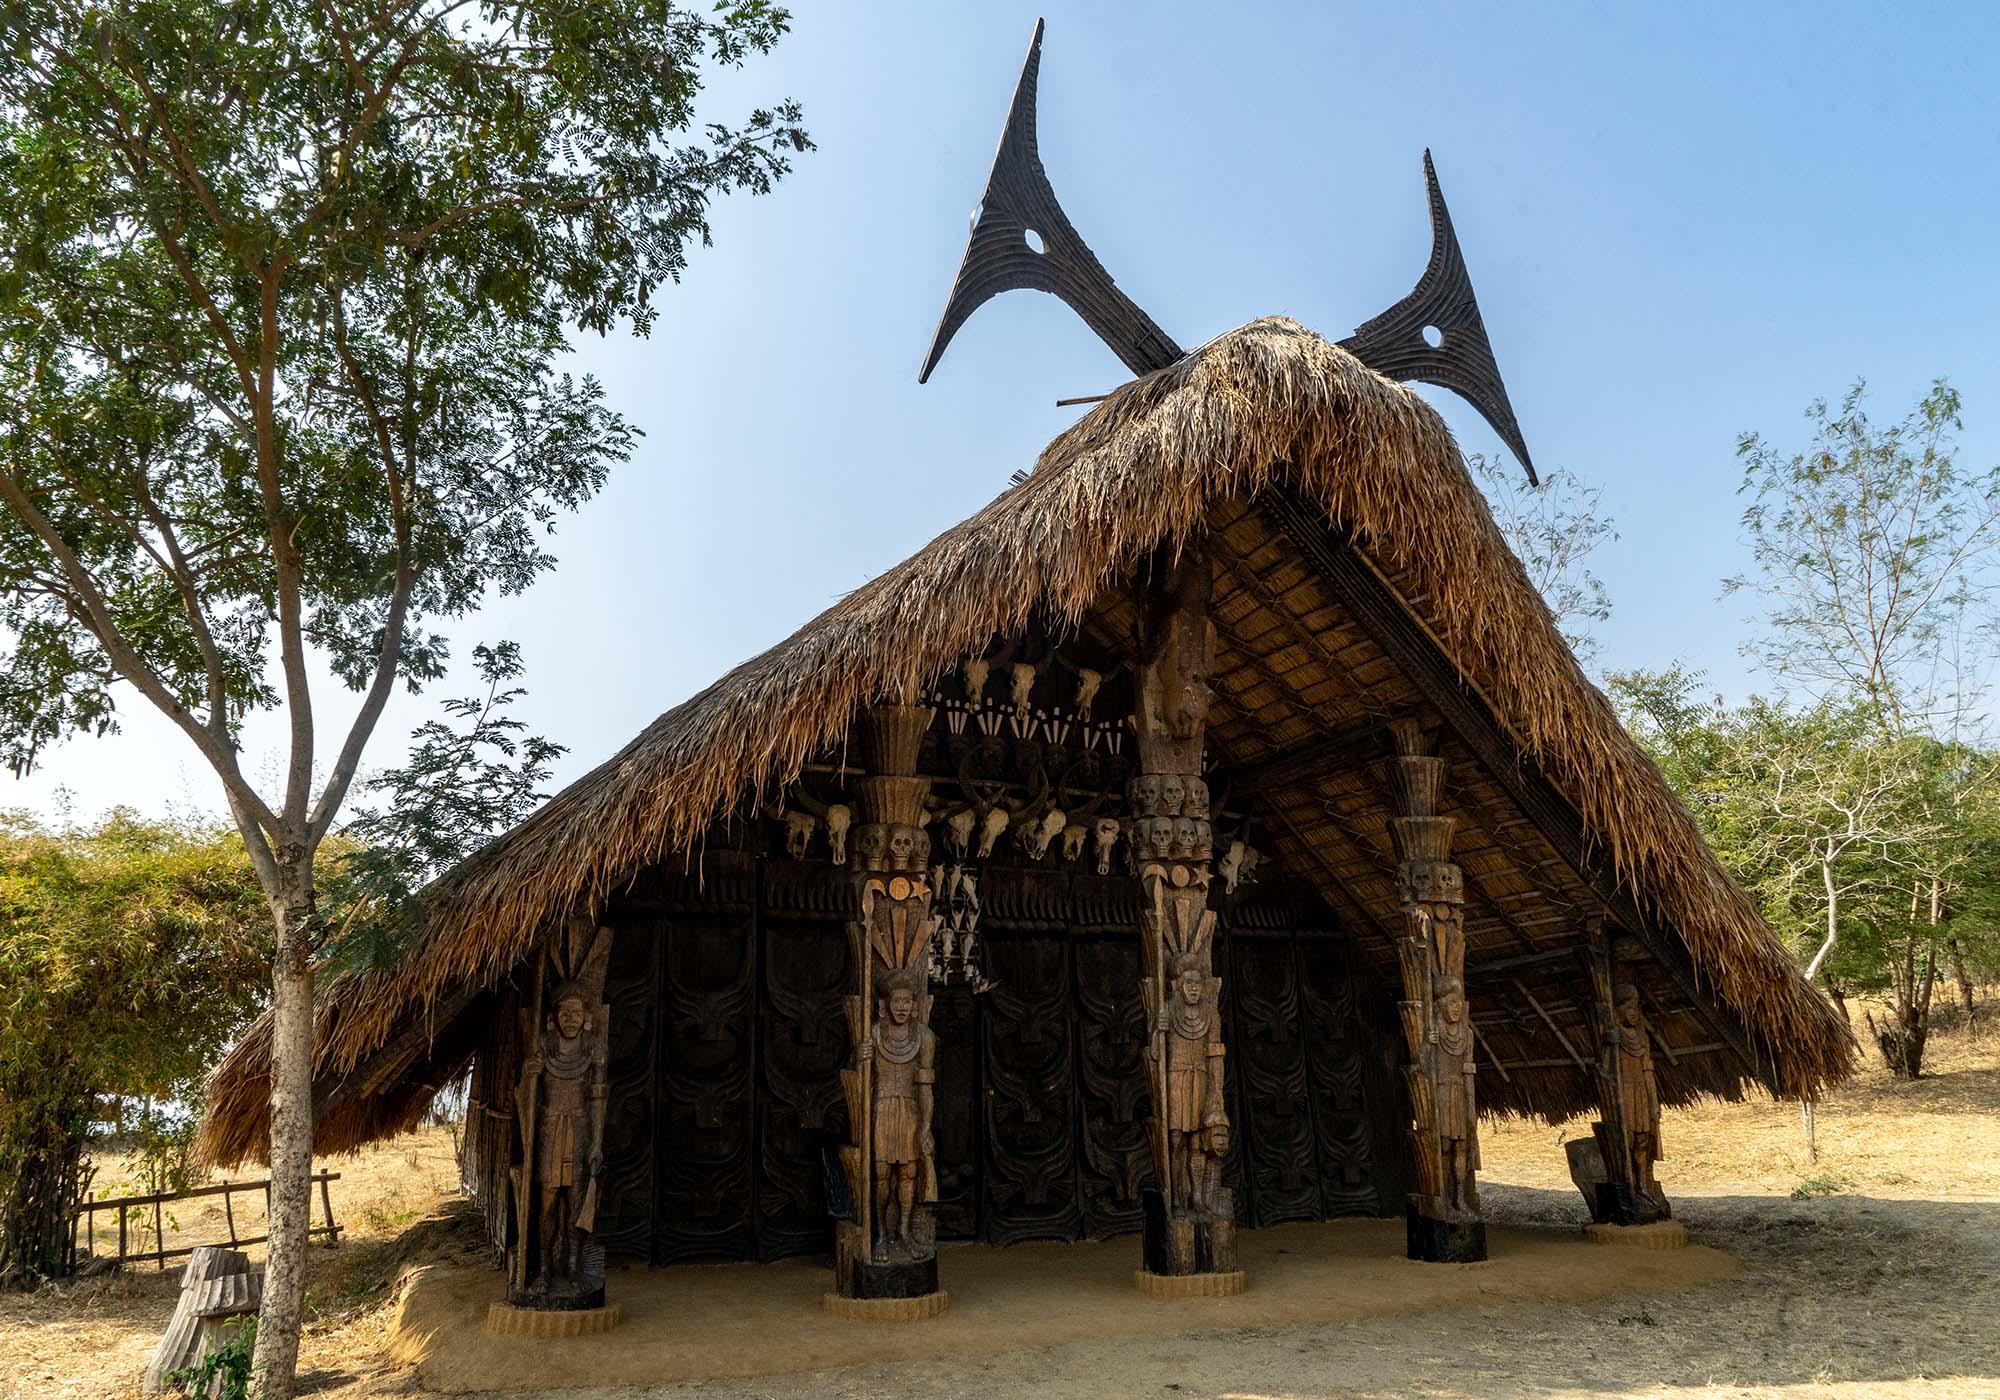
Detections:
1946,937,1976,1030
251,857,316,1399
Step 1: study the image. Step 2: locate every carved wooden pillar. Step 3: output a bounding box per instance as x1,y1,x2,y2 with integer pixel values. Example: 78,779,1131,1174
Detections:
1129,546,1240,1287
496,922,618,1329
833,693,948,1309
1385,721,1486,1262
1584,925,1671,1225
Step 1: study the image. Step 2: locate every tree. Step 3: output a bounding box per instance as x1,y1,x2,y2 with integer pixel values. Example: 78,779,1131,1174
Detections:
1470,453,1618,664
0,812,270,1287
1723,381,2000,1074
1727,380,2000,737
0,4,807,1389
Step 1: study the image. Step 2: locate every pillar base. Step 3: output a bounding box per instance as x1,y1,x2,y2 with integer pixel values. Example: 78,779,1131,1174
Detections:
1141,1187,1239,1276
484,1301,621,1336
1592,1180,1672,1227
821,1289,950,1320
1405,1206,1487,1262
1135,1268,1248,1297
839,1251,940,1301
1584,1219,1688,1249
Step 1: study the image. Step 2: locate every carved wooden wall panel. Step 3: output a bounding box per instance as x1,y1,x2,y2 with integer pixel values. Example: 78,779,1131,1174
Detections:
1227,931,1323,1227
980,932,1084,1243
929,982,983,1240
1297,941,1390,1216
595,922,660,1257
654,913,758,1263
1073,935,1153,1237
756,915,851,1258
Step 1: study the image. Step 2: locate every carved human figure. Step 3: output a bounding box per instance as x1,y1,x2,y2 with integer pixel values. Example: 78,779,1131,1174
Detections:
1431,973,1477,1214
858,970,936,1260
1151,953,1228,1216
1610,982,1663,1204
515,983,607,1300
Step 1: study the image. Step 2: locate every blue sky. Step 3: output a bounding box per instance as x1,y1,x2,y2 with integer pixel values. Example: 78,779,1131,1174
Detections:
10,1,2000,823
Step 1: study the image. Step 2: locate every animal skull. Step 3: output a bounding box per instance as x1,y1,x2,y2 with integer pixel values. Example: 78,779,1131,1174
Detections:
1238,844,1263,886
960,873,979,913
781,810,817,861
1218,840,1247,894
976,806,1010,859
1093,816,1122,875
1019,806,1066,860
963,657,990,703
824,803,853,865
1009,661,1037,713
1061,821,1089,863
1074,667,1103,717
943,807,977,859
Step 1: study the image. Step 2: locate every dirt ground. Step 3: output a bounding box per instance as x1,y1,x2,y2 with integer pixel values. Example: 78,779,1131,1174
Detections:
5,1001,1997,1400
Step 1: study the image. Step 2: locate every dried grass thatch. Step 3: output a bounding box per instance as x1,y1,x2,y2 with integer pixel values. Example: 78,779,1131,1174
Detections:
201,316,1853,1166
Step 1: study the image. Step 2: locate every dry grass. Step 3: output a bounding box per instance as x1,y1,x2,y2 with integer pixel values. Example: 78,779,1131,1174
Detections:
9,998,1995,1400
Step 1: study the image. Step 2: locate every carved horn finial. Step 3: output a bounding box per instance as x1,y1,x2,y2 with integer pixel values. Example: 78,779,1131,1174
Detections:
1337,151,1537,485
918,18,1184,383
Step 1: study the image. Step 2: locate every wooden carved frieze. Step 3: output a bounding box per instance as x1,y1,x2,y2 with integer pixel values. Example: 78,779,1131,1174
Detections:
656,915,757,1263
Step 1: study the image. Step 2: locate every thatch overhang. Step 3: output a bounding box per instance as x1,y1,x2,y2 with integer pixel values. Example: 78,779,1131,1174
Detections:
200,316,1854,1167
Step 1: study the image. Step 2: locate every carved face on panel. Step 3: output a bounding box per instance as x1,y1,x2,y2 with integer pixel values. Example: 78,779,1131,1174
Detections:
886,986,917,1026
554,995,588,1040
1130,775,1161,814
1435,975,1466,1025
1176,966,1206,1008
1617,983,1644,1030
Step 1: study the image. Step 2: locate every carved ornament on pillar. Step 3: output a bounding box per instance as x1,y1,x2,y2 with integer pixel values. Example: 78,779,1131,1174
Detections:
834,699,949,1305
1585,926,1671,1225
506,921,614,1311
1129,547,1239,1285
1385,720,1486,1262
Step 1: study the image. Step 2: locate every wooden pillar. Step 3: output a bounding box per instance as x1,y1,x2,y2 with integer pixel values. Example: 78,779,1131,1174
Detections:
833,691,949,1308
1385,720,1486,1262
1129,545,1241,1287
1583,924,1671,1225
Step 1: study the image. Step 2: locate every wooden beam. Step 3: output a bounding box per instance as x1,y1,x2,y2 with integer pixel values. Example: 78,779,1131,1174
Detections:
1265,492,1776,1093
1219,716,1395,795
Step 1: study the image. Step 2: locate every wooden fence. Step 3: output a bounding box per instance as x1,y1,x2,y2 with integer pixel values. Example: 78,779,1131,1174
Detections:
71,1172,342,1270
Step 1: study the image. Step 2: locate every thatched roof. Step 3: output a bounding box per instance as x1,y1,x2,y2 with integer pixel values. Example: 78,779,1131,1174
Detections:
201,316,1854,1166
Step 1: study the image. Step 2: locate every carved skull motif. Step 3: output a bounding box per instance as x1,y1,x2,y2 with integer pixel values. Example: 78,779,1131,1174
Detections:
944,807,976,859
854,822,889,868
1146,817,1175,861
976,806,1010,859
1061,821,1089,863
1019,807,1066,860
1161,774,1187,818
1129,774,1162,815
1093,816,1122,875
1186,777,1210,820
782,810,817,861
1172,816,1199,860
824,803,853,866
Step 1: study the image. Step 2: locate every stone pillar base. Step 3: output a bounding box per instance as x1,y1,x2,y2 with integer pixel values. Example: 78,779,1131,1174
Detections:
1405,1206,1488,1262
484,1301,621,1337
1584,1219,1689,1249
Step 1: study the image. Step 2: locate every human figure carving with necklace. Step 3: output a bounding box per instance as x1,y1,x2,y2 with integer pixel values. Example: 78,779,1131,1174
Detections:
857,968,936,1261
